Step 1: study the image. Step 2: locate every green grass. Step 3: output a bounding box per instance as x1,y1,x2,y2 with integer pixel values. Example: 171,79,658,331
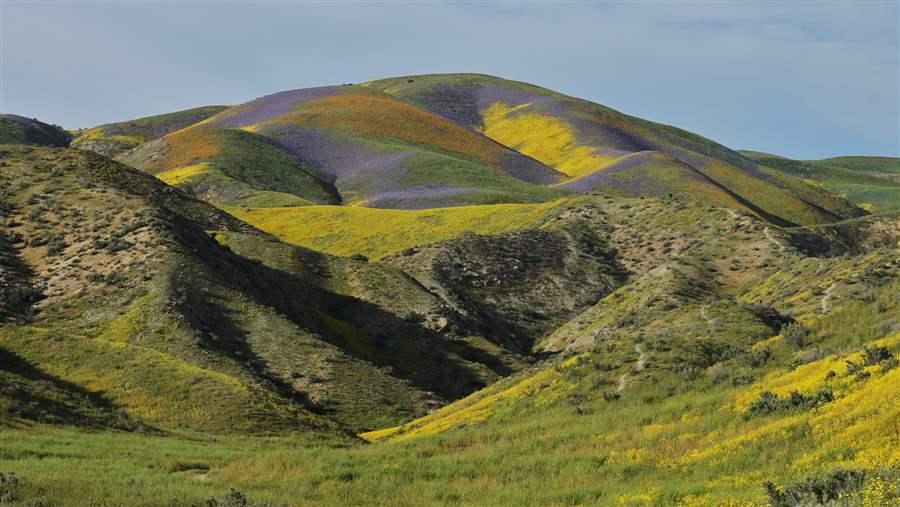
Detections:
749,156,900,212
814,156,900,174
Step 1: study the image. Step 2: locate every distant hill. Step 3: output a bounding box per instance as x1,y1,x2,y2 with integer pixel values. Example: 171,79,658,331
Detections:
76,74,866,227
742,151,900,212
71,105,229,157
365,74,864,224
0,114,70,147
120,86,568,209
816,156,900,174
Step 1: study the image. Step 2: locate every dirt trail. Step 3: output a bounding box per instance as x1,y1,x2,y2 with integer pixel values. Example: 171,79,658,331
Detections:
699,304,713,325
616,344,646,393
763,227,785,252
821,283,838,313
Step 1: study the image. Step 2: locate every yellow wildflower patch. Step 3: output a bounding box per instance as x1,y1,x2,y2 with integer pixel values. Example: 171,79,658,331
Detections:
481,102,617,177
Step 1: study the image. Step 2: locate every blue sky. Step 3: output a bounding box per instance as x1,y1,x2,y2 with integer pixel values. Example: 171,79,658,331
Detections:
1,1,897,159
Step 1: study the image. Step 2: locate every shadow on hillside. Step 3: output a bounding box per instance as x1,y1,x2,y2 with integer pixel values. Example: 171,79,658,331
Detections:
173,286,324,415
0,228,43,323
0,347,135,429
178,225,509,403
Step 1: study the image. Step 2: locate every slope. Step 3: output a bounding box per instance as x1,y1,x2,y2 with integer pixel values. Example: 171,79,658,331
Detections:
743,152,900,213
123,86,569,209
0,114,71,147
0,145,539,433
71,105,229,157
367,73,865,225
1,167,897,506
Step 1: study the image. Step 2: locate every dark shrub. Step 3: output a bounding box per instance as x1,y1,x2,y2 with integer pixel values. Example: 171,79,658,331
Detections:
748,388,833,416
0,472,21,503
862,346,892,366
45,235,67,256
206,488,248,507
764,469,865,506
782,323,807,348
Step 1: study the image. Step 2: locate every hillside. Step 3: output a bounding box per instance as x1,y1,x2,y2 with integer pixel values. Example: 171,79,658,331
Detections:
3,162,897,504
70,105,229,157
120,86,568,209
741,151,900,213
0,114,71,147
74,74,865,230
0,145,556,433
366,74,864,225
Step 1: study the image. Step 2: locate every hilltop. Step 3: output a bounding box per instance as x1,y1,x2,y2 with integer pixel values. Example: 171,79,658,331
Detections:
0,114,70,147
71,106,229,157
73,73,865,228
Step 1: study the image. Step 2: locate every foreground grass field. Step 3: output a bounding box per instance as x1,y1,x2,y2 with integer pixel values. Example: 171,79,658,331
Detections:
3,262,898,506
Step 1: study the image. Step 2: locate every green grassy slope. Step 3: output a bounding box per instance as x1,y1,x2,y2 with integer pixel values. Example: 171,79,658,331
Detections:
816,156,900,174
220,198,571,259
744,152,900,213
120,127,340,207
2,195,896,506
0,145,533,433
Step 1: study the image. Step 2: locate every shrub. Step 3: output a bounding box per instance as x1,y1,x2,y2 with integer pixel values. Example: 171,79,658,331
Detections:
747,388,833,416
0,472,21,503
45,235,67,257
781,322,807,348
206,488,247,507
706,364,728,384
764,469,865,506
862,346,893,366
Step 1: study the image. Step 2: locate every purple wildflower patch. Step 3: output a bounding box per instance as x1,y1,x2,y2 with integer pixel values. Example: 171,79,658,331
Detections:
213,86,341,128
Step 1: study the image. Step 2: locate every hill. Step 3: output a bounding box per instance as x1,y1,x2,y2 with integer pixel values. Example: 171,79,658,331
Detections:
0,114,71,147
365,74,864,224
76,74,866,228
1,75,897,506
70,105,228,157
3,163,897,504
120,87,568,209
0,145,566,433
742,151,900,213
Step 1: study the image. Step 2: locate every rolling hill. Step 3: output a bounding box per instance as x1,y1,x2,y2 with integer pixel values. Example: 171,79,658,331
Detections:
2,72,898,506
0,114,71,147
70,105,229,157
88,74,865,230
741,151,900,213
0,145,568,433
